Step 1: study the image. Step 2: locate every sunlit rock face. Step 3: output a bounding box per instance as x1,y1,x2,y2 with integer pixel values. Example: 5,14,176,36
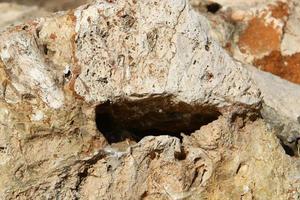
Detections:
0,0,300,199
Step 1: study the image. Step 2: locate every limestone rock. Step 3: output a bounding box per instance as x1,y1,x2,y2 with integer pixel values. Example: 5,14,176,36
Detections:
0,3,49,28
0,0,299,199
195,0,300,84
73,0,260,108
189,0,300,155
248,65,300,150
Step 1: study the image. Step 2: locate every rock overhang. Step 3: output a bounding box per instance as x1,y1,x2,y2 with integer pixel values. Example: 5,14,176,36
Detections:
71,0,262,109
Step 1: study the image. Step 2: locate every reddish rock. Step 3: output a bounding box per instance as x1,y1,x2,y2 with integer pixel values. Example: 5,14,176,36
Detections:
254,51,300,84
238,17,281,55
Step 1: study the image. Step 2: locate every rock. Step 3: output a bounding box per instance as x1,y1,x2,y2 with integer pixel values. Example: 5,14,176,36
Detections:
248,65,300,151
0,0,299,199
189,0,300,155
0,3,49,28
201,118,300,200
1,0,90,12
73,0,260,108
248,65,300,123
196,0,300,84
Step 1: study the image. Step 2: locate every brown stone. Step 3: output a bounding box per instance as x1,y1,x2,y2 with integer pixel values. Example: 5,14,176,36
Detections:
269,1,289,20
238,17,281,55
254,51,300,84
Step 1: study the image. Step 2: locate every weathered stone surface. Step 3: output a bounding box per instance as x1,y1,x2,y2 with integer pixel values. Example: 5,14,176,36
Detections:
0,0,299,199
0,3,49,28
73,0,260,108
0,0,262,109
198,0,300,84
248,65,300,152
248,65,300,123
189,0,300,155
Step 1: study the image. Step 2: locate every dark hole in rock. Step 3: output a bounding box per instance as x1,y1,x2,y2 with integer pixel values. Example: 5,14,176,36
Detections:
206,2,222,14
64,70,71,78
278,136,298,157
174,147,187,160
280,142,295,157
43,44,49,55
95,96,221,144
41,44,55,57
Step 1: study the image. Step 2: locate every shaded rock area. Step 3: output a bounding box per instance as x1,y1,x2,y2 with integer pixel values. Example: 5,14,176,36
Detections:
0,0,300,199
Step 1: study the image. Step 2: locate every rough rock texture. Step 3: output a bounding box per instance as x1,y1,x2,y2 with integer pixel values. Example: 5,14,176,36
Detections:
193,0,300,84
189,0,300,157
0,0,300,199
73,0,261,107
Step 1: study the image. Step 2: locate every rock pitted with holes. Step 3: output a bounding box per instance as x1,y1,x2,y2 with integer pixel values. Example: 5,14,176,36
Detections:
73,0,261,108
0,0,300,199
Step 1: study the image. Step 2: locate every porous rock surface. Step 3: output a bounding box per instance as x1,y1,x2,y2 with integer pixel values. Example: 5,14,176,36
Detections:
191,0,300,157
194,0,300,84
0,0,300,199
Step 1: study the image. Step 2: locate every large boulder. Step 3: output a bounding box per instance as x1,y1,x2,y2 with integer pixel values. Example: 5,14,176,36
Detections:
0,0,299,199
